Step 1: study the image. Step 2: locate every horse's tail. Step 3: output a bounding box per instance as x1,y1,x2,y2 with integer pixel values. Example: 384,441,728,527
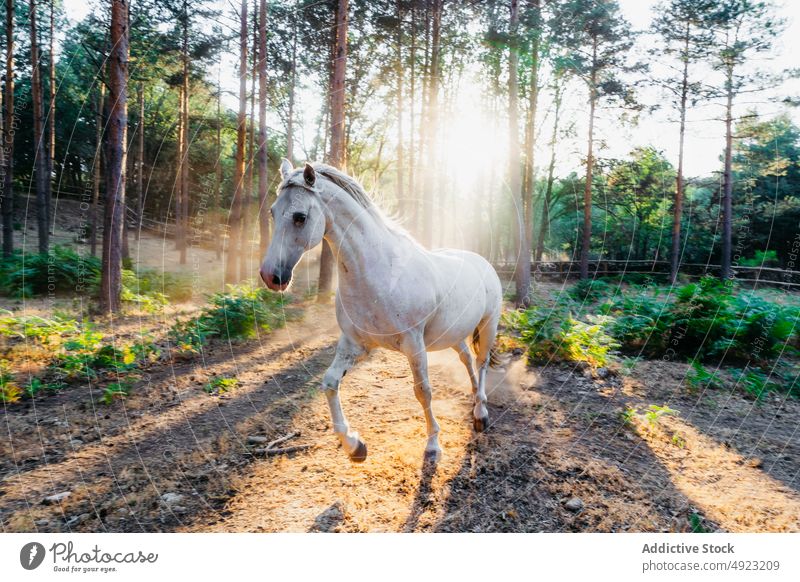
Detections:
472,327,502,368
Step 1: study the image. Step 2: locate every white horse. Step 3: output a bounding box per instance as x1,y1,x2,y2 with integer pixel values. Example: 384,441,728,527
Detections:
260,160,502,462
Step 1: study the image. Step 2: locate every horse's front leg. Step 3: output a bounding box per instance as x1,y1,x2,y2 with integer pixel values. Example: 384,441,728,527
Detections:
322,335,368,462
405,339,441,462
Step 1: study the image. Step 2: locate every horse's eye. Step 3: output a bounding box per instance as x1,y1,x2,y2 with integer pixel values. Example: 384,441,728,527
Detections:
292,212,306,227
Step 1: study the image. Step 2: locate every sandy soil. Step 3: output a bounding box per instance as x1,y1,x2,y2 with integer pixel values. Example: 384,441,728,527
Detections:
2,298,799,533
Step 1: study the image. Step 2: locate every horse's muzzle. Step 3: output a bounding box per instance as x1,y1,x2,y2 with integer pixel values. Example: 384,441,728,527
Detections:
260,266,291,291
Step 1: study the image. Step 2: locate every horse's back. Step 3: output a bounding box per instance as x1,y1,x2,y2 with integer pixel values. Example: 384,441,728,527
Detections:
421,249,502,350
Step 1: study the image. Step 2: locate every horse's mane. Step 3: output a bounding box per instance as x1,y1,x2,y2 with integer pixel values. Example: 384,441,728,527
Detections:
310,163,422,246
312,163,374,211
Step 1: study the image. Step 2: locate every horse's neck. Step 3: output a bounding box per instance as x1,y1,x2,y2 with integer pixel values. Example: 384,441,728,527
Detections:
321,190,410,289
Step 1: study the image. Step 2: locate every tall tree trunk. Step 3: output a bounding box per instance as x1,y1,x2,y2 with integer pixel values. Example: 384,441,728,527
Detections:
49,0,55,187
91,81,104,257
535,79,562,265
30,0,50,253
100,0,128,314
1,0,14,257
580,37,598,280
317,0,348,301
670,25,691,284
178,0,189,264
519,0,540,299
225,0,248,284
215,62,222,259
408,0,416,232
720,63,734,282
424,0,441,248
258,0,269,254
395,0,405,215
136,83,144,241
286,13,297,162
508,0,527,304
176,84,184,254
241,0,257,281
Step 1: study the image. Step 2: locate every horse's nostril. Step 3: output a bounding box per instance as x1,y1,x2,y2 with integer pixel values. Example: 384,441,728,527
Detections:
272,274,281,285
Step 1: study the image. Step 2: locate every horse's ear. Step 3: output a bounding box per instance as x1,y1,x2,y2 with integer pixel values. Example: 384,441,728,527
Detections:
303,163,316,187
280,158,293,179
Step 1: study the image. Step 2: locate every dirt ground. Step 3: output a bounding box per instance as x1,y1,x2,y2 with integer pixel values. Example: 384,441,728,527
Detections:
2,295,799,533
2,202,799,532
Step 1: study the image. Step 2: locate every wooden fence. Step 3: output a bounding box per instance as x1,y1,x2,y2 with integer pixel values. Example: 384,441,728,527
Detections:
493,260,800,289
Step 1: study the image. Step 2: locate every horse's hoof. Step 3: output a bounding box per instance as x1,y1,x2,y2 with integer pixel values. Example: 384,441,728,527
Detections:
349,440,368,463
423,449,441,464
473,415,489,433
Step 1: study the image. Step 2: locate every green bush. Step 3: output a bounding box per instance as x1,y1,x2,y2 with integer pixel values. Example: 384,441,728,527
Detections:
740,250,779,267
0,360,21,403
503,306,619,367
169,283,291,352
567,278,616,303
132,268,194,303
0,246,101,297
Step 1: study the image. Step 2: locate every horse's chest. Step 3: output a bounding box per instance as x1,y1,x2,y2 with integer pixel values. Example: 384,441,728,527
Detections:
336,289,433,347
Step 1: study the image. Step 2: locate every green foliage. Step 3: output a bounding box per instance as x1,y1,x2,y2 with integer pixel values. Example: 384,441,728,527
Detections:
203,284,289,339
170,284,291,353
643,404,678,428
733,367,780,401
204,376,239,395
101,381,132,405
503,306,619,367
686,360,723,392
740,250,779,267
0,361,21,404
23,377,66,398
0,247,101,298
121,270,168,311
127,269,194,303
0,310,80,344
620,406,637,426
599,277,798,362
689,512,711,533
568,278,615,303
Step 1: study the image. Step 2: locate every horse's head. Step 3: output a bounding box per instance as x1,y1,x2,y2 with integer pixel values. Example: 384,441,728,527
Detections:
260,159,326,291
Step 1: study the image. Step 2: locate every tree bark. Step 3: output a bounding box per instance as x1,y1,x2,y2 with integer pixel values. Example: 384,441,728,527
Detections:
136,83,144,241
670,26,691,285
535,78,562,265
100,0,128,314
508,0,527,304
317,0,349,301
408,0,416,233
178,0,189,264
241,0,257,281
175,83,184,255
580,36,598,281
30,0,51,254
225,0,248,284
258,0,269,254
215,63,222,259
49,0,55,185
395,0,405,215
91,81,104,257
720,63,734,282
519,0,540,299
1,0,14,257
422,0,441,249
286,14,297,162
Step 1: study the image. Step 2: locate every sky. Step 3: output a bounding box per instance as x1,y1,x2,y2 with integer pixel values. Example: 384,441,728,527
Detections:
60,0,800,179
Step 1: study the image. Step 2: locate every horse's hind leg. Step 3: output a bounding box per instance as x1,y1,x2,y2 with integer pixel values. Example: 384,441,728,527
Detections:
323,334,368,462
453,341,478,395
405,338,441,462
472,313,499,432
